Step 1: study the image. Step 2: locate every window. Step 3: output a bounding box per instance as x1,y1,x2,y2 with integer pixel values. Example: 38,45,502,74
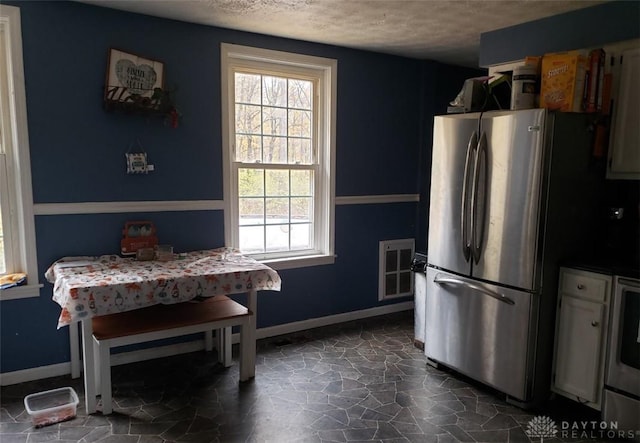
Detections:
0,5,39,300
221,44,336,269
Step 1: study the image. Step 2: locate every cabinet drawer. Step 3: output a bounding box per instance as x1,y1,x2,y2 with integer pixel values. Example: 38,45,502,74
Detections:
561,270,609,302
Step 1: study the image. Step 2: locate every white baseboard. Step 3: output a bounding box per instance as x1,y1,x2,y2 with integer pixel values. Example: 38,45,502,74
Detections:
0,362,72,387
255,301,413,339
0,302,413,386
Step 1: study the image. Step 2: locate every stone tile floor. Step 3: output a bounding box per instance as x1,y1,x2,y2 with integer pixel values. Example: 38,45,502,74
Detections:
0,311,633,442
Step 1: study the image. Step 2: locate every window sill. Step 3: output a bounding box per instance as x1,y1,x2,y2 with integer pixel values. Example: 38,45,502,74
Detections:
262,254,336,271
0,283,43,301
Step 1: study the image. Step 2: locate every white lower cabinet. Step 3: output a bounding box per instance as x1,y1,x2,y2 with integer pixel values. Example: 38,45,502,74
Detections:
552,267,612,410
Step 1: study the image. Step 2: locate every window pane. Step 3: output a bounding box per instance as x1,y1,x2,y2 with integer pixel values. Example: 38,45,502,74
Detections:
385,274,397,296
265,170,289,196
239,225,264,253
288,79,312,110
239,198,264,225
262,76,287,107
399,271,412,293
266,224,289,251
290,170,313,196
266,197,289,224
288,138,312,164
262,136,287,164
235,104,261,135
235,73,261,104
288,109,311,138
238,168,264,197
291,197,312,221
262,106,287,137
400,249,413,270
385,250,398,273
291,223,311,250
236,135,261,163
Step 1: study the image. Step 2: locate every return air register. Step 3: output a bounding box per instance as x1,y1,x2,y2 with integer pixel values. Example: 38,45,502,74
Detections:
378,239,415,300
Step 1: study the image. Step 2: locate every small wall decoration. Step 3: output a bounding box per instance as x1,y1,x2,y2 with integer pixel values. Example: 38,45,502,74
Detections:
104,49,164,107
126,152,148,174
126,139,149,174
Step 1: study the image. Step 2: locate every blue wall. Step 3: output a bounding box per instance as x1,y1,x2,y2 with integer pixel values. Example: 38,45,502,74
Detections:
1,1,443,374
480,1,640,67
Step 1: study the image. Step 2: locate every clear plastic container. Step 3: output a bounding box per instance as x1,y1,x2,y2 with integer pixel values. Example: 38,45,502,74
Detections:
24,387,79,427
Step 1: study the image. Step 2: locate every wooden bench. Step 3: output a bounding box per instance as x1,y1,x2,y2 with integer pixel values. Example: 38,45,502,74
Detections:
91,295,253,414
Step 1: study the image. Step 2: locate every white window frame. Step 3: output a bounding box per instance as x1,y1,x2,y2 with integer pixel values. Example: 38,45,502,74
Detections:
0,5,40,300
221,43,336,270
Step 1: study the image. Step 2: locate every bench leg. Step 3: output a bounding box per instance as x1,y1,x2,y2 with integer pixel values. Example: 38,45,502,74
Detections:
81,320,97,414
215,327,232,366
223,327,232,367
97,341,113,415
204,330,213,351
93,338,101,394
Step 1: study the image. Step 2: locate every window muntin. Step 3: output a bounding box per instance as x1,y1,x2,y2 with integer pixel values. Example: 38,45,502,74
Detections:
222,44,336,267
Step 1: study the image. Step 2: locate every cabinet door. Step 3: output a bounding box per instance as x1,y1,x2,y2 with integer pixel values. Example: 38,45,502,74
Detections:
608,48,640,179
554,296,604,403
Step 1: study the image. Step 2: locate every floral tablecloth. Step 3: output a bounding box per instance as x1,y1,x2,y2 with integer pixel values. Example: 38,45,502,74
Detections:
45,247,281,328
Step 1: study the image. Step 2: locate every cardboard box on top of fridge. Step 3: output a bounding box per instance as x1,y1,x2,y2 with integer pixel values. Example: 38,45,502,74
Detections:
540,50,589,112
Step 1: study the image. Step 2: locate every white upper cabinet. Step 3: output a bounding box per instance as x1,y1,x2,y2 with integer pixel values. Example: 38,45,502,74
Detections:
608,47,640,180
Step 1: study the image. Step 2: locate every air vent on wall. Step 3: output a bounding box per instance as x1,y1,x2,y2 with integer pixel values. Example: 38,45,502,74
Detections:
379,239,415,301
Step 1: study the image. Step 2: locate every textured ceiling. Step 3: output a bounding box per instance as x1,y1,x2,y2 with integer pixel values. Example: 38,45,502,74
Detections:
78,0,608,67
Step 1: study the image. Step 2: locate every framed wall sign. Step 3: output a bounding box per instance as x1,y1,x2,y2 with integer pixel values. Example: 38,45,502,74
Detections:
104,49,164,105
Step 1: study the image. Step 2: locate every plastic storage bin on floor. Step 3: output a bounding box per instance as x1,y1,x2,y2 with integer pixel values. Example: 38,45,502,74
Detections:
24,387,79,427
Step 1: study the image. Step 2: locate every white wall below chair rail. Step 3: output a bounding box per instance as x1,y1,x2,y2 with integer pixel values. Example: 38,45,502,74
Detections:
32,194,419,215
0,301,413,386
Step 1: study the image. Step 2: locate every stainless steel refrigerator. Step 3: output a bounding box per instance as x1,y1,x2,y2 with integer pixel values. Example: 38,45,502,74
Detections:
425,108,603,407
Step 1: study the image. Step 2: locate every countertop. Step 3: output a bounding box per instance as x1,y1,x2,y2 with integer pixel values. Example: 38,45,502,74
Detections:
561,252,640,280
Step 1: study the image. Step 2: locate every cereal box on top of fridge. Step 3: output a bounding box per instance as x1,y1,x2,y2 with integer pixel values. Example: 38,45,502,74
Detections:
540,50,589,112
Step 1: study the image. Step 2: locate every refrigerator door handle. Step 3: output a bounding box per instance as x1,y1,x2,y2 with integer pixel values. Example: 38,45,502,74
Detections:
461,131,477,263
434,274,516,305
470,131,487,264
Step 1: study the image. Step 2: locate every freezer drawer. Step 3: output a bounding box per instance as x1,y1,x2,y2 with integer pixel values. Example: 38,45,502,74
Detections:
425,267,534,401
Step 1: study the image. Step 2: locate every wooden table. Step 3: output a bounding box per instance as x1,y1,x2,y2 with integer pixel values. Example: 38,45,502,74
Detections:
46,248,281,414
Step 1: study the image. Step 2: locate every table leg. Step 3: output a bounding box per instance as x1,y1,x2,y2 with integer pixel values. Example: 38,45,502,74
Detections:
239,289,256,381
97,340,112,415
69,322,80,379
81,319,97,414
215,329,222,364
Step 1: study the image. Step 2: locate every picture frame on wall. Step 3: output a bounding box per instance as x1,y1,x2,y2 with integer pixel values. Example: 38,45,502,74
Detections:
104,48,164,106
